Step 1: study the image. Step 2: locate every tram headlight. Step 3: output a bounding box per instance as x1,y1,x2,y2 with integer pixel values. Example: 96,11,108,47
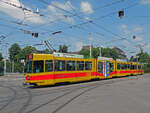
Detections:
26,76,30,80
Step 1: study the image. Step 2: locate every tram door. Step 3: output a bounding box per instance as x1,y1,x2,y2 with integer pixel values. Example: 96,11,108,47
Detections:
103,61,111,78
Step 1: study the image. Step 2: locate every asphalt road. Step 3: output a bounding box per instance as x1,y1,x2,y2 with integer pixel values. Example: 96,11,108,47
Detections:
0,74,150,113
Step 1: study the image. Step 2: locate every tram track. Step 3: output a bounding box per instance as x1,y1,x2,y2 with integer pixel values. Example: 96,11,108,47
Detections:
0,85,17,111
17,87,32,113
26,85,100,113
0,75,146,113
26,76,138,113
0,84,32,113
1,75,145,102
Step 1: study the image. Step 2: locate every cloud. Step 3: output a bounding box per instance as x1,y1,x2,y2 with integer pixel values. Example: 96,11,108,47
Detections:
0,0,44,24
74,41,84,51
120,24,130,35
145,44,150,48
133,36,143,41
45,1,74,23
133,26,144,33
0,0,75,24
120,24,127,29
120,24,144,36
80,1,93,14
84,17,92,21
53,1,74,11
140,0,150,4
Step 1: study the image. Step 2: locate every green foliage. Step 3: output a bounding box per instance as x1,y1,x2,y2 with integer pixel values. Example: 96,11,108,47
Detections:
14,46,36,73
79,49,90,58
0,61,4,76
136,50,150,63
43,49,51,53
92,47,99,58
137,50,150,73
14,62,23,73
130,50,150,73
8,44,36,73
79,47,119,59
15,46,36,61
6,61,11,72
9,43,21,61
102,48,119,60
130,56,135,62
0,52,3,61
144,64,150,73
130,50,150,63
58,45,68,53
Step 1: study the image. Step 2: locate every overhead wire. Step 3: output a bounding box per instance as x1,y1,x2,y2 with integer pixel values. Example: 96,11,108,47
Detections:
38,0,138,45
35,0,141,53
0,0,144,54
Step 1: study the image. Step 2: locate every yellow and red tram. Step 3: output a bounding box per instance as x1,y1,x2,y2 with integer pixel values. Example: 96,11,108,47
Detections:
25,53,144,86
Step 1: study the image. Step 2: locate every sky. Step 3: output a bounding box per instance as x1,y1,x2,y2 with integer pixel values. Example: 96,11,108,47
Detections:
0,0,150,58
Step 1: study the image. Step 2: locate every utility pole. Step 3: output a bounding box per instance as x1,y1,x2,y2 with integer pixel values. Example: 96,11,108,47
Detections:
89,33,92,58
4,43,7,75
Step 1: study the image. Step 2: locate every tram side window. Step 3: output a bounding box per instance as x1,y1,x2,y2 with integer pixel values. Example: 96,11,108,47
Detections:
85,61,92,70
98,62,103,73
33,61,44,73
134,65,136,70
131,65,135,70
109,63,113,72
125,64,128,69
55,60,65,71
122,64,126,70
130,65,133,70
120,64,123,70
117,63,120,70
77,61,84,71
128,64,131,70
67,61,75,71
121,64,125,70
45,60,53,72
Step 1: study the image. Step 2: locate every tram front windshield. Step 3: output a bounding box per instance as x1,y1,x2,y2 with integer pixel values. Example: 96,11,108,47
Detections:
25,61,32,73
25,60,44,73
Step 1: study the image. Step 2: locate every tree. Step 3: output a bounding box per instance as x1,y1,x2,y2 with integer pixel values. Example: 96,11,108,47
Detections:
130,56,136,62
79,49,90,58
15,46,36,61
58,45,68,53
14,46,36,73
102,48,119,60
9,43,21,61
92,47,99,58
136,50,150,63
130,50,150,73
79,47,119,59
0,52,3,61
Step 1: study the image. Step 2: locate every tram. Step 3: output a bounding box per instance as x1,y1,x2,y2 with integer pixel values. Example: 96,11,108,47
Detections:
25,53,144,86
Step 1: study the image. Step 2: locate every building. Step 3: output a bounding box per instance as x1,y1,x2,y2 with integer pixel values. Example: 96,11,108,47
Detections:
81,45,93,51
113,46,127,59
